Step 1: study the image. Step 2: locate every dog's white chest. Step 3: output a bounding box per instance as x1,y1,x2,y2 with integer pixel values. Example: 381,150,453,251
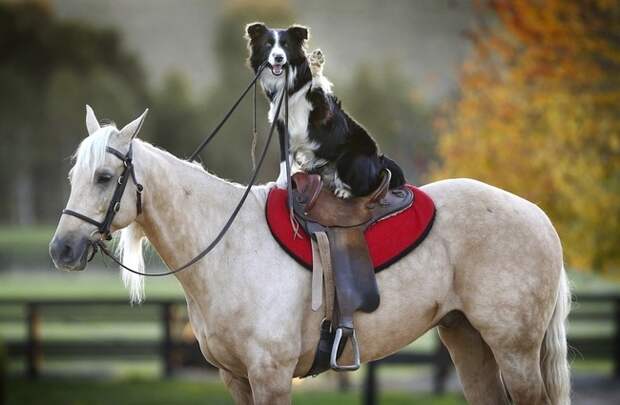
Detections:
268,82,313,148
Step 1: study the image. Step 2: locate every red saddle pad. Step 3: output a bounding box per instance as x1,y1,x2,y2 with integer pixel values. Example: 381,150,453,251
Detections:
265,184,436,272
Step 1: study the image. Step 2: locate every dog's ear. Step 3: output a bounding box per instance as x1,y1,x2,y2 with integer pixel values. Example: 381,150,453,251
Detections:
287,25,309,41
245,22,267,41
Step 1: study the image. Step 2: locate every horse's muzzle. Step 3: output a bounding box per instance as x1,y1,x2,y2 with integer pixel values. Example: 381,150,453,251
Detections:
49,233,91,271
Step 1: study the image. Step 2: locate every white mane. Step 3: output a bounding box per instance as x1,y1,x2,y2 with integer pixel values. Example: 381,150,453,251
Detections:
72,125,146,303
72,125,117,180
117,223,146,304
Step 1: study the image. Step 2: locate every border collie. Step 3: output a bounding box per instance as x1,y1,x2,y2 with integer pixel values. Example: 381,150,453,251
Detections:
245,22,405,198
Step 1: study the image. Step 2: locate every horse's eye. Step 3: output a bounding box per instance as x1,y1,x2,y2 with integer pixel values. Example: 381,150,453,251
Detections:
96,174,113,184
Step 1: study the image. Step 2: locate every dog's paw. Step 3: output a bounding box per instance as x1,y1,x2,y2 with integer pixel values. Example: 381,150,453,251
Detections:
275,165,288,189
334,186,353,199
308,49,325,76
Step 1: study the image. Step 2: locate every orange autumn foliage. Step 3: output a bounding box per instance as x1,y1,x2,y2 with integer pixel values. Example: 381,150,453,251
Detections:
434,0,620,271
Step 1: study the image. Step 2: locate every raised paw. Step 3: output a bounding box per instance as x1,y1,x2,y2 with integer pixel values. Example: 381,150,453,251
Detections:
308,49,325,77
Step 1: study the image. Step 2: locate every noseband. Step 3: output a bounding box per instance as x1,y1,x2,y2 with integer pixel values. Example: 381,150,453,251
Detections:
62,144,143,242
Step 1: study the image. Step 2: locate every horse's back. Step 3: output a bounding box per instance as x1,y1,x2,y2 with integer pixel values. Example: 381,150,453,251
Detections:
421,177,561,258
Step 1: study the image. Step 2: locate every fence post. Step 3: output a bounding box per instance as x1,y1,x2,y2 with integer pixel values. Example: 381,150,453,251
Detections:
26,303,41,379
614,298,620,379
433,341,452,394
363,362,378,405
161,302,174,378
337,372,351,392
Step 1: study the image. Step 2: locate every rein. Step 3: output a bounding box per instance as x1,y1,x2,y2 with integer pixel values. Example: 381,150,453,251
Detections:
64,62,293,277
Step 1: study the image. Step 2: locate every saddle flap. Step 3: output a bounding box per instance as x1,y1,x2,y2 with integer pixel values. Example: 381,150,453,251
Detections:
328,227,380,317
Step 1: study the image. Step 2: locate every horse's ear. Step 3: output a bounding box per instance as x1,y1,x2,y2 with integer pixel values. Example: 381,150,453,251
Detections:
85,105,100,136
119,109,149,141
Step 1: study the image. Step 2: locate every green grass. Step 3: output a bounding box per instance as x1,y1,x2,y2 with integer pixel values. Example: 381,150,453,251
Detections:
6,379,467,405
0,226,56,245
0,226,56,268
0,270,182,299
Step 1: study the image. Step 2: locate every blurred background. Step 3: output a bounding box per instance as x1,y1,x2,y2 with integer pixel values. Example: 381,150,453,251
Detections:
0,0,618,404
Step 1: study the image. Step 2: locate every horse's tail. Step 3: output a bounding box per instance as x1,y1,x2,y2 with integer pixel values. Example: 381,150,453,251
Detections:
117,222,147,304
540,266,571,405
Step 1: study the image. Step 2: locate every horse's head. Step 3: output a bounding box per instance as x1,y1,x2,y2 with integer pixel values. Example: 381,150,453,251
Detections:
49,106,148,271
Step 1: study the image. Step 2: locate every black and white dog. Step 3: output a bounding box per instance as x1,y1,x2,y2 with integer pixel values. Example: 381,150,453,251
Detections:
245,23,405,198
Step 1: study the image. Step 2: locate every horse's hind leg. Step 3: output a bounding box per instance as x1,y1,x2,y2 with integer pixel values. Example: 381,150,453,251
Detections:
489,342,550,405
438,311,510,405
220,369,254,405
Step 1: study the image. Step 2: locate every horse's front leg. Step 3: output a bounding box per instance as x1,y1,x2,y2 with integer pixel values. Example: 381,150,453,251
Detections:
220,369,254,405
246,362,295,405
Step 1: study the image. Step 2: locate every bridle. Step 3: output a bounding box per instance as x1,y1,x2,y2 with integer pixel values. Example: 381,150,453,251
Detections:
61,61,294,277
63,144,143,244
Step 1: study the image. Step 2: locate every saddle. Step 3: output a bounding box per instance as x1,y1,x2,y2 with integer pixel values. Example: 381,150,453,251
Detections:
291,170,413,376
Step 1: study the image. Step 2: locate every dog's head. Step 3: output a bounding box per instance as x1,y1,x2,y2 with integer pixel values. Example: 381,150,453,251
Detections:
245,22,309,77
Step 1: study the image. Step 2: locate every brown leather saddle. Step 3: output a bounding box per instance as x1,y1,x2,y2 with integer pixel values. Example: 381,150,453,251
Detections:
291,170,413,375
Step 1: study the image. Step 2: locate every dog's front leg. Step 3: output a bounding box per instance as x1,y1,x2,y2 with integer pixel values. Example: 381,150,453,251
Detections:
275,121,291,189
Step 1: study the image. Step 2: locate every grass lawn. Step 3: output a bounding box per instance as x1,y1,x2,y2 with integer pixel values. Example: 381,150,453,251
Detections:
0,267,182,299
6,379,467,405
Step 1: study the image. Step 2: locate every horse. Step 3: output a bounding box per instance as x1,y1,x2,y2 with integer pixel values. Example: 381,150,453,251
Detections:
50,107,571,405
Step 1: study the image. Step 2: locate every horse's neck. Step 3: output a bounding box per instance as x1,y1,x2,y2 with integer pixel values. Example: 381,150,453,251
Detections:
133,141,250,280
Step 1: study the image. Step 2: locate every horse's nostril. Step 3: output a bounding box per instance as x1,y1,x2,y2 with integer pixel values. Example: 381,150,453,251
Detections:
61,244,73,260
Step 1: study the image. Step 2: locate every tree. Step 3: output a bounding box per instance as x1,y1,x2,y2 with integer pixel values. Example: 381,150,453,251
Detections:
0,2,147,224
146,72,207,158
434,0,620,271
340,64,436,183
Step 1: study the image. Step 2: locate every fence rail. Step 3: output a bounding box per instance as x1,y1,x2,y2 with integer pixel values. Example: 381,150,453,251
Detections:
0,298,207,378
1,293,619,397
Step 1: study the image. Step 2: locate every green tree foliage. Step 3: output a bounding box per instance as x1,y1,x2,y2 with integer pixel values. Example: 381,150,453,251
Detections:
339,64,436,183
145,72,207,159
0,2,147,224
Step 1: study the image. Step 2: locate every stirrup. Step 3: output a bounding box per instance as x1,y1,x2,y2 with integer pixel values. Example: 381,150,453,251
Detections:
330,327,361,371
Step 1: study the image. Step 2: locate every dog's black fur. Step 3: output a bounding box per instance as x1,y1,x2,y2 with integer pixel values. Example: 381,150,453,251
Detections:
246,23,405,197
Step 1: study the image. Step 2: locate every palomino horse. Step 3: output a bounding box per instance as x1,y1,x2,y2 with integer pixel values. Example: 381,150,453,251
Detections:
50,108,571,405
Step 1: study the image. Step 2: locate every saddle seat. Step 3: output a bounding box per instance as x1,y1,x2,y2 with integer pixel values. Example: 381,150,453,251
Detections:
292,171,412,228
290,170,413,375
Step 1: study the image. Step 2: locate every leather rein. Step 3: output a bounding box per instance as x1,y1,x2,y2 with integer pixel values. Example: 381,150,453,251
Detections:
63,62,293,277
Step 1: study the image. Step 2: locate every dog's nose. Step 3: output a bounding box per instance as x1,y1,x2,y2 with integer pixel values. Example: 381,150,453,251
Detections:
274,54,284,63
